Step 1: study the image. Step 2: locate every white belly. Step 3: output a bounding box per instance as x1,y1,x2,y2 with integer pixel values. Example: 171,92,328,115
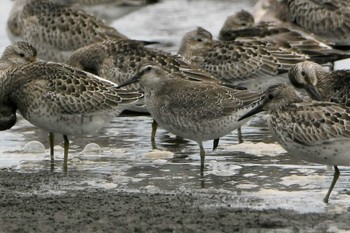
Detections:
21,110,118,136
270,123,350,166
151,107,250,143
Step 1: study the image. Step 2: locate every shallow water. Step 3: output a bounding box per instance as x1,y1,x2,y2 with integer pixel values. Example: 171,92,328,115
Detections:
1,0,350,224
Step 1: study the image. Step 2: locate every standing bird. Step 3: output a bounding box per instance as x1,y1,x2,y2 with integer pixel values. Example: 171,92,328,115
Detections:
7,0,129,63
178,27,311,91
0,41,143,172
0,41,36,131
239,83,350,203
288,61,350,106
179,27,350,91
269,0,350,47
68,39,223,95
218,10,350,64
68,39,238,149
118,63,264,175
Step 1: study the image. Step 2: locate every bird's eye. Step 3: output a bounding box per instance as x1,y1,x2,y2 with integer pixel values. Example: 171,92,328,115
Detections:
196,38,203,42
19,53,25,58
301,71,306,76
268,94,274,100
146,66,152,71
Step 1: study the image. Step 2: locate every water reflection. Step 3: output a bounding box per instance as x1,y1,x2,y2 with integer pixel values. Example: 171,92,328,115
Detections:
0,0,350,215
3,110,350,213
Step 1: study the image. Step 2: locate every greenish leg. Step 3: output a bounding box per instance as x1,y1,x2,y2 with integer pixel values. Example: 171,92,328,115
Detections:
213,138,219,151
323,166,340,204
49,132,55,171
237,127,243,144
199,142,205,177
63,135,69,174
151,120,158,149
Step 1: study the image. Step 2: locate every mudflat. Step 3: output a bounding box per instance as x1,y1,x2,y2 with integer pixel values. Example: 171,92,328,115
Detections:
0,170,348,233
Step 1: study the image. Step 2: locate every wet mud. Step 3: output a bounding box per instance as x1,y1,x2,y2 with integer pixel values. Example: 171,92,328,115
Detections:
1,170,349,233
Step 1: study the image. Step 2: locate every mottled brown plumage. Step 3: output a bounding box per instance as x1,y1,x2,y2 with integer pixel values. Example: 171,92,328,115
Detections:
68,39,222,92
178,27,311,90
239,83,350,203
218,10,350,63
270,0,350,46
69,39,237,149
118,63,264,174
0,41,143,172
289,61,350,106
7,0,128,62
0,41,38,130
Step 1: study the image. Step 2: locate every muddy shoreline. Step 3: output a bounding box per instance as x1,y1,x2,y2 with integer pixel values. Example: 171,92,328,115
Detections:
0,170,348,233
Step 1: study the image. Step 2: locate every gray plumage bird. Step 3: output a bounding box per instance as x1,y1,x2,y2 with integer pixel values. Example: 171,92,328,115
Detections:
7,0,129,63
118,62,264,175
68,39,241,149
178,27,313,91
289,61,350,106
218,10,350,63
0,41,143,172
269,0,350,47
239,83,350,203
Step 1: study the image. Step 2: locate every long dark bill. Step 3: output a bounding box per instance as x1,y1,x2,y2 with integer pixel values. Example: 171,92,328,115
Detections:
306,84,324,101
238,103,264,122
117,74,141,89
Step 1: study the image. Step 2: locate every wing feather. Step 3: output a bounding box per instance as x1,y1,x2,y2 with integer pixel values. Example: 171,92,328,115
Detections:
158,80,263,121
20,1,127,52
272,102,350,145
11,62,142,114
199,40,309,83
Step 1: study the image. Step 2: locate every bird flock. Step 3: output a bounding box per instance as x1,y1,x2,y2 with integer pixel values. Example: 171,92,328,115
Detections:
2,0,350,203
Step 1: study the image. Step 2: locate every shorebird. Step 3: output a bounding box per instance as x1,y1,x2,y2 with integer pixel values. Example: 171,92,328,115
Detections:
268,0,350,47
288,61,350,106
218,10,350,64
7,0,130,63
179,27,350,91
219,9,255,41
239,83,350,203
0,41,37,131
68,39,241,149
178,27,311,91
0,41,143,172
68,39,223,94
118,62,264,175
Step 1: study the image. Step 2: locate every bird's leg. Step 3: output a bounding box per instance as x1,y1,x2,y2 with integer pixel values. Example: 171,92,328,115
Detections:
199,142,205,177
151,120,158,149
63,135,69,174
329,62,335,71
323,166,340,203
200,178,205,189
49,132,55,171
213,138,220,151
237,127,243,144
